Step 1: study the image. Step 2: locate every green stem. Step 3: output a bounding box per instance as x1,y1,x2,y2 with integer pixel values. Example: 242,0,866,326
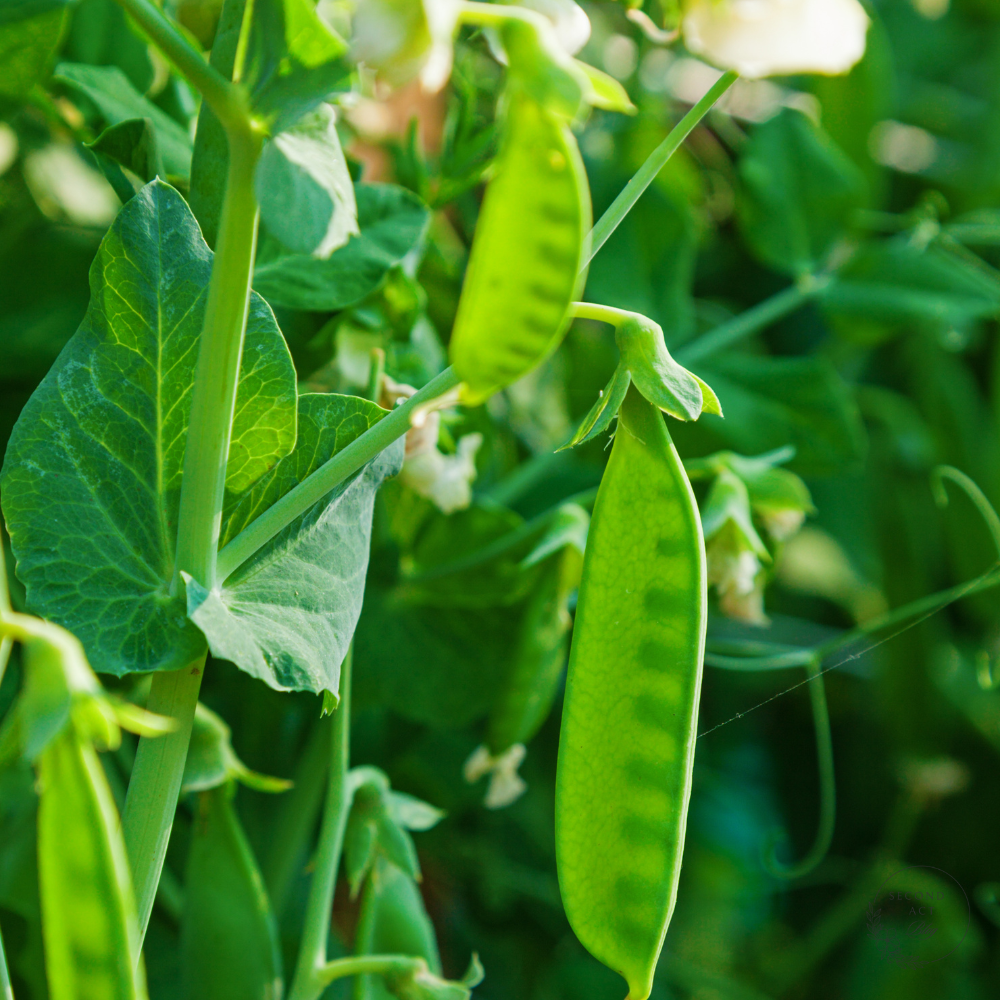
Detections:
174,123,263,593
121,655,206,954
287,649,353,1000
585,70,738,269
110,0,248,130
765,658,836,880
0,920,13,1000
677,276,831,366
569,302,636,328
932,465,1000,558
319,955,422,988
217,367,461,581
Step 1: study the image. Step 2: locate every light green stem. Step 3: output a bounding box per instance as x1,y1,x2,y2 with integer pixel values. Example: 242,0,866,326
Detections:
677,277,831,366
585,70,738,269
569,302,636,328
287,650,353,1000
0,921,13,1000
110,0,248,131
124,116,262,956
217,367,461,581
321,955,422,989
122,655,206,954
764,658,836,880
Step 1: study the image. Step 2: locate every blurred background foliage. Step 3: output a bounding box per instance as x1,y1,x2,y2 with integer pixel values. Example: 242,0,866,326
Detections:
3,0,1000,997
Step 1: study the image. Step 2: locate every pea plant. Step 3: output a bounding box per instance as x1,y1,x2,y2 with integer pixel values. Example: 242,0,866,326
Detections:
2,0,1000,998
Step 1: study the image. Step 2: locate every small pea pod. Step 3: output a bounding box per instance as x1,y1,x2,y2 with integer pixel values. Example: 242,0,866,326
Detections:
555,385,707,1000
354,857,441,1000
180,784,283,1000
37,726,148,1000
449,92,590,405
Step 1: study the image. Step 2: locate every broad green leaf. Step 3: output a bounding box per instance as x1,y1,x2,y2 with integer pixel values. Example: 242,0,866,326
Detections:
255,103,358,258
823,239,1000,331
87,118,163,203
253,183,430,310
2,181,297,676
181,786,282,1000
241,0,349,132
55,63,193,180
38,727,148,1000
0,0,70,98
737,108,866,277
186,394,403,696
679,354,867,476
182,703,292,794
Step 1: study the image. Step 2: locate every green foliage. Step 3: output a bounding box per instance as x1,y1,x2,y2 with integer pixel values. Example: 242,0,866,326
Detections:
180,785,282,1000
0,0,71,98
556,387,706,1000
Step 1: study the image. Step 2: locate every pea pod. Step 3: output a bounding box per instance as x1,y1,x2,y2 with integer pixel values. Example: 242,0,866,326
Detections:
181,785,283,1000
37,726,148,1000
555,385,707,1000
449,92,590,405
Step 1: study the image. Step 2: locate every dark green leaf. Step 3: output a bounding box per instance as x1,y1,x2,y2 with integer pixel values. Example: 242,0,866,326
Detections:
87,118,162,203
55,63,193,180
253,184,430,311
0,1,70,98
737,108,866,277
2,181,297,676
255,104,358,257
186,394,402,696
181,786,283,1000
682,354,867,476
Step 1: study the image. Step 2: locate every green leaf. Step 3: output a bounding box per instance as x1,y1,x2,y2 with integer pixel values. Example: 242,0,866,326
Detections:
574,59,635,113
737,108,866,277
37,727,148,1000
253,184,429,310
682,354,867,476
241,0,349,132
55,63,193,180
561,363,630,450
87,118,163,203
182,703,292,794
186,393,403,696
823,239,1000,331
180,786,283,1000
255,104,358,258
2,181,297,676
0,0,70,98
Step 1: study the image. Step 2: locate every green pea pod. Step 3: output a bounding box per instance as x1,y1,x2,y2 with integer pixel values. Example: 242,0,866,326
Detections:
354,857,440,1000
555,385,707,1000
180,785,283,1000
487,545,583,755
449,93,590,405
37,728,148,1000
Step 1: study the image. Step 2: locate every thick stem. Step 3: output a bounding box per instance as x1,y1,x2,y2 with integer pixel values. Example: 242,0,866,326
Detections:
585,70,738,269
121,655,205,953
320,955,421,989
287,650,353,1000
217,368,461,581
174,124,263,592
569,301,635,328
110,0,248,130
676,276,831,366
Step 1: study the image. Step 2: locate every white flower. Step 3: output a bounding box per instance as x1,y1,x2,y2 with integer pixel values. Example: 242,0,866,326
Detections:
760,506,806,542
707,541,761,597
400,433,482,513
463,743,528,809
682,0,869,79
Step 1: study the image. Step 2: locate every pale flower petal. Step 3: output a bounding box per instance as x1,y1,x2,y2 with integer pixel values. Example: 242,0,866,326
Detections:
400,433,483,513
682,0,869,79
464,744,529,809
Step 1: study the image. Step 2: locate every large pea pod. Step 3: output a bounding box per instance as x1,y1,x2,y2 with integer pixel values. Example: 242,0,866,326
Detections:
181,785,283,1000
448,93,590,405
37,727,148,1000
555,385,707,1000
